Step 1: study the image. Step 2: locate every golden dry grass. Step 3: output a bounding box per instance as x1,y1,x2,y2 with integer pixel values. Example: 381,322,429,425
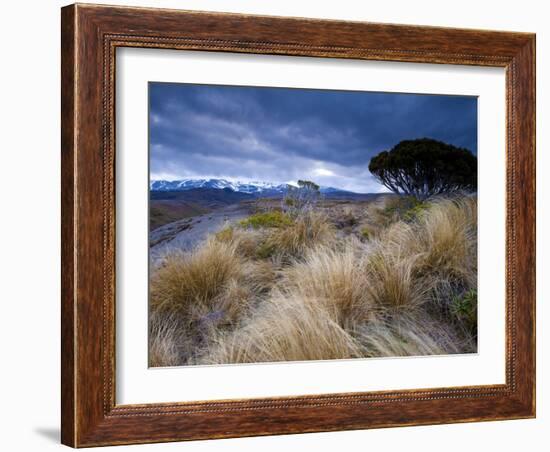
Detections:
148,312,185,367
415,197,477,286
149,238,277,365
218,226,265,259
149,195,478,366
197,291,364,365
364,248,427,311
356,312,463,357
280,243,372,328
265,210,336,258
150,239,243,316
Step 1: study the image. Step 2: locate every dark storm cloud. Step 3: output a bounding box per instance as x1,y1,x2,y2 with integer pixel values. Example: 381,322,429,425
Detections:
149,82,477,193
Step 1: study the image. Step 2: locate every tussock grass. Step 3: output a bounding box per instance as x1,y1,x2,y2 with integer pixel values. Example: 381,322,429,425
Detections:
364,248,427,310
415,197,477,285
242,260,279,294
150,239,243,316
149,239,272,365
356,312,463,357
280,244,372,327
148,312,185,367
198,292,364,365
265,211,336,258
215,225,265,258
149,195,478,366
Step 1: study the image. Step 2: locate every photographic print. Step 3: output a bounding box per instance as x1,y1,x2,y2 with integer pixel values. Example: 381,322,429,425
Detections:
61,6,535,444
148,82,478,367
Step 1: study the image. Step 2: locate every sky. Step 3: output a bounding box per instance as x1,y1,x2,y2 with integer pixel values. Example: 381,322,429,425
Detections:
149,82,477,193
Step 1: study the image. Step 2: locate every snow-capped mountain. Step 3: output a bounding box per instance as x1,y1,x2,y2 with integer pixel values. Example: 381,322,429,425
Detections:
150,178,359,196
151,179,283,195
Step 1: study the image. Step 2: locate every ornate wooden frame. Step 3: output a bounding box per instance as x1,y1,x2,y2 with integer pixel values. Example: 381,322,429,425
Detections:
61,3,536,447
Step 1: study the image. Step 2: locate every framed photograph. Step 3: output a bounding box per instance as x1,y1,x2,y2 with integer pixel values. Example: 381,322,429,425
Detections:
61,3,536,447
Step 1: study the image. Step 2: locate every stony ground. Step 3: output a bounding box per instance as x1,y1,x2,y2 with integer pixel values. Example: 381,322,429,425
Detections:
149,203,252,263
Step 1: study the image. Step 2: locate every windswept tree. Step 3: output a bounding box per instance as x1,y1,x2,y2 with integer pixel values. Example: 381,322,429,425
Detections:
368,138,477,199
283,179,321,213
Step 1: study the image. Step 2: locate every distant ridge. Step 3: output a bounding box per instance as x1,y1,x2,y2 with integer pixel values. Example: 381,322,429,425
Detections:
150,178,361,197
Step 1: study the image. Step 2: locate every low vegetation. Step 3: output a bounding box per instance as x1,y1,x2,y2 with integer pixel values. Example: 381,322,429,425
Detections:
239,210,293,229
149,193,478,367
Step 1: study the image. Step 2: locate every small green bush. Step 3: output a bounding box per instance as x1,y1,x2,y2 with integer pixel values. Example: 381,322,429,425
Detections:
240,211,293,229
451,289,477,332
380,196,428,224
215,226,234,242
381,200,401,219
403,201,430,222
360,227,371,240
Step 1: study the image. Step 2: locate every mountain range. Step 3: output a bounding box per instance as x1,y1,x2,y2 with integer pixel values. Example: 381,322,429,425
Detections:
150,178,358,197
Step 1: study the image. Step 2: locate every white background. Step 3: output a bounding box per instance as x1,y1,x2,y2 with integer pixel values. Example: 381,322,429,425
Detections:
0,0,546,451
117,49,506,404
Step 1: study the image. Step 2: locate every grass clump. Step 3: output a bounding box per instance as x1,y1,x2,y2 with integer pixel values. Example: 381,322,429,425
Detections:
149,239,252,364
198,292,364,365
265,211,335,258
365,249,426,311
256,242,277,259
280,245,372,328
214,225,264,258
150,239,242,316
214,226,235,242
416,197,477,283
357,312,462,357
148,312,184,367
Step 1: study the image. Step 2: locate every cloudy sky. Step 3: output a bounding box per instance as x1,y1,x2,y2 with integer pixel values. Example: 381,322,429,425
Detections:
149,82,477,193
